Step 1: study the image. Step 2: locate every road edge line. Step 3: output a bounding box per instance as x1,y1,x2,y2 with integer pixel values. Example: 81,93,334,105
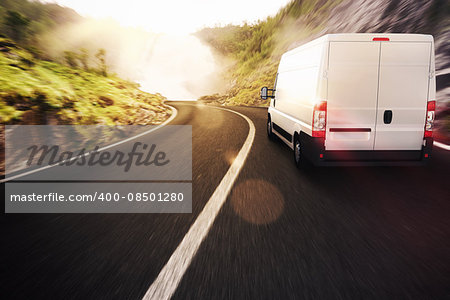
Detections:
434,141,450,151
0,105,178,183
142,106,256,300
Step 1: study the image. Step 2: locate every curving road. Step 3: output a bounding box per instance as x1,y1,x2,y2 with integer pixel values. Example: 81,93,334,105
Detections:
1,101,450,299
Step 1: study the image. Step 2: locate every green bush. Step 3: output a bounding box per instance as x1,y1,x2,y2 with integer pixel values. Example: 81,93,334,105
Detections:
0,39,169,125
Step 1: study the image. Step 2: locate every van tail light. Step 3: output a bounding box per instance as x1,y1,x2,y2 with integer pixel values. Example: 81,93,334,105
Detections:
424,100,435,138
312,101,327,138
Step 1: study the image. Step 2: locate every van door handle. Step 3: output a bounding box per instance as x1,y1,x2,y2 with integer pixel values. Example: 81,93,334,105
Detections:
384,110,393,124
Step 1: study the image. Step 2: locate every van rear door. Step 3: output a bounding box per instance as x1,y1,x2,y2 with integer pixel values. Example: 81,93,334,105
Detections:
326,42,379,150
374,42,431,150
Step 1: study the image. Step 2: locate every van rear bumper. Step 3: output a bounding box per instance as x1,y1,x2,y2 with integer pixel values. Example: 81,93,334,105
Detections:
300,132,433,166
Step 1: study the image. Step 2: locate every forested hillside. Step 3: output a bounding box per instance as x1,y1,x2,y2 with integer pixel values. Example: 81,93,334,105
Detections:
0,0,81,60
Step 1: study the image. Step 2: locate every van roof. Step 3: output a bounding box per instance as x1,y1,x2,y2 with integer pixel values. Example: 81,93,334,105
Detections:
324,33,433,42
282,33,433,58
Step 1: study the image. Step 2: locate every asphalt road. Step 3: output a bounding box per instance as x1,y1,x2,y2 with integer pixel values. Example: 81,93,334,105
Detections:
2,101,450,299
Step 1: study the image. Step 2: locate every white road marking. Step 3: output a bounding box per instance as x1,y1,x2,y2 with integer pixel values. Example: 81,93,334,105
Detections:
434,141,450,151
142,106,256,300
0,105,178,183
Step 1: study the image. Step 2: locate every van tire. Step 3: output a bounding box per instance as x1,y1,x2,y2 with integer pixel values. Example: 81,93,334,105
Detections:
267,116,275,140
293,134,309,169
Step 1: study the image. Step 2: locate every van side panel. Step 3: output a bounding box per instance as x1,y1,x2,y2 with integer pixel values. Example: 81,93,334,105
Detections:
374,42,431,150
275,68,318,134
428,42,436,101
325,42,379,150
271,41,324,143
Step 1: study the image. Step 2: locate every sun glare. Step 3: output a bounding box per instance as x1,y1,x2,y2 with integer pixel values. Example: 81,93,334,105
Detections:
46,0,291,34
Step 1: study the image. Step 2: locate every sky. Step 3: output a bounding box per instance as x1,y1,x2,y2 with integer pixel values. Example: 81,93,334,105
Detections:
45,0,292,34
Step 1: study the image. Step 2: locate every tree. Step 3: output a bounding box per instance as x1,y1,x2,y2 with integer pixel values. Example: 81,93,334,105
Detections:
78,48,89,70
63,50,78,68
4,10,30,42
95,48,107,76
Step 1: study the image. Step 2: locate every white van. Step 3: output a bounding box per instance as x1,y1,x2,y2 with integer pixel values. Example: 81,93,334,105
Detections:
261,33,435,167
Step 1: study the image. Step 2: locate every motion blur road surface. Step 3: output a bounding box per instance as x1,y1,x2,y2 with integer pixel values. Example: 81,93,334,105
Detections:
2,101,450,299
